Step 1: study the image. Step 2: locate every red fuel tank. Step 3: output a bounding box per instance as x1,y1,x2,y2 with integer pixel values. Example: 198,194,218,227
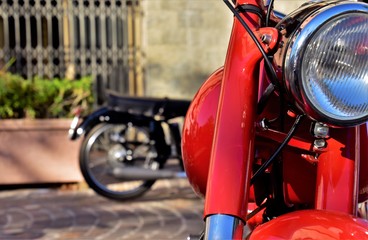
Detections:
181,68,222,198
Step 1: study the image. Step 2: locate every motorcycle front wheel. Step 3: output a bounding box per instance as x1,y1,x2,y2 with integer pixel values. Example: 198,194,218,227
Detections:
79,123,161,201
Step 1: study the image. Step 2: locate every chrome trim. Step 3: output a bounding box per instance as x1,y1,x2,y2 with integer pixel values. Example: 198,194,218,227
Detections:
284,1,368,125
358,200,368,220
354,126,360,216
68,115,80,139
205,214,243,240
273,10,286,20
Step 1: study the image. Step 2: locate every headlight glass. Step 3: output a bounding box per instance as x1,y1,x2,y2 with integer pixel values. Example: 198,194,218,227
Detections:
282,2,368,126
301,13,368,123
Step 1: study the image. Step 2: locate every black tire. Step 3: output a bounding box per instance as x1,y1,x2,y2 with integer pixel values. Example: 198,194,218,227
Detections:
79,123,160,200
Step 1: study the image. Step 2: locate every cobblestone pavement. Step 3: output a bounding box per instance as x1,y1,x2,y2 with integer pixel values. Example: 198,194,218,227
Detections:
0,179,205,240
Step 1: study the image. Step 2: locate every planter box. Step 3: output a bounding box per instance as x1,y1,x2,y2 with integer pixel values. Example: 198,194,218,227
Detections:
0,119,83,185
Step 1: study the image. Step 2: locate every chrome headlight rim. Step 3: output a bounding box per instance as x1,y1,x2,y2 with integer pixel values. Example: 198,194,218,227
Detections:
284,2,368,127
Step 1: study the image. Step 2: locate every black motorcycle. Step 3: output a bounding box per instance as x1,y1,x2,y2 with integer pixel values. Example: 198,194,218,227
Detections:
69,90,191,200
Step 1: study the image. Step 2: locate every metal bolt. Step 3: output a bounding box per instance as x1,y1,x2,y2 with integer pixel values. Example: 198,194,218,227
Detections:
313,122,329,138
99,115,110,122
257,118,269,131
314,139,327,149
279,40,285,49
261,34,272,44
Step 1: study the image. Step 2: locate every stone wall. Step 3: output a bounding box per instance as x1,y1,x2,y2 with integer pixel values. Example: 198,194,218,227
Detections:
142,0,305,99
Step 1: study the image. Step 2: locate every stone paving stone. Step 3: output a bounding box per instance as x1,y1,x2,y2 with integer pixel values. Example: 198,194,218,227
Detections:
0,179,204,240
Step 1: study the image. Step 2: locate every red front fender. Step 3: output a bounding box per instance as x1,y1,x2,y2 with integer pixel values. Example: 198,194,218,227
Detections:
249,210,368,240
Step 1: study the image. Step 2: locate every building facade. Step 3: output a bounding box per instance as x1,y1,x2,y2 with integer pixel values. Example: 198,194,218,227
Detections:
0,0,306,101
142,0,306,99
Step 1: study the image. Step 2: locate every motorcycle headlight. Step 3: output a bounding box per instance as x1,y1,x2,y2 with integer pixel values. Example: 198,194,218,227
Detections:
284,2,368,127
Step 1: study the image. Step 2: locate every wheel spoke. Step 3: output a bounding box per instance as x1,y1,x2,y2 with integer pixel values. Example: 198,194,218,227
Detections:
80,123,160,200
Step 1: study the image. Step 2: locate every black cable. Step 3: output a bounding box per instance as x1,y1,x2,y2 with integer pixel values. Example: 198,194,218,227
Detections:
250,114,304,185
257,83,275,114
265,0,275,26
237,4,263,19
223,0,279,90
246,200,268,221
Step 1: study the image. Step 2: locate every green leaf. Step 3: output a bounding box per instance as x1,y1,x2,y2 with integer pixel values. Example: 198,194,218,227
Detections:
0,70,94,119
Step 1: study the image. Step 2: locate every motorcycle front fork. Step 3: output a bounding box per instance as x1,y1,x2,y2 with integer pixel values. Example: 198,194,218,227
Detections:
187,214,245,240
204,214,245,240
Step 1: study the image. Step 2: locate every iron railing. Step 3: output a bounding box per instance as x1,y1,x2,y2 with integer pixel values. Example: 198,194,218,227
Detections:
0,0,143,103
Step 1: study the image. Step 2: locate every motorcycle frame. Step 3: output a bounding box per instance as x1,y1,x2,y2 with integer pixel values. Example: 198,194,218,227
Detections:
203,0,367,238
70,106,174,166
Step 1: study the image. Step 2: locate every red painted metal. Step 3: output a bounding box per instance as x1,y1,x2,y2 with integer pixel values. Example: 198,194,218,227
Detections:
315,128,358,214
182,69,317,206
181,0,368,238
249,210,368,239
257,129,313,152
246,203,265,230
359,123,368,203
182,68,223,199
283,150,317,206
203,1,278,221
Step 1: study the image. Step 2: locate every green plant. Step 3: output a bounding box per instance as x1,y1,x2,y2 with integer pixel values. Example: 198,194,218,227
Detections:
0,70,94,119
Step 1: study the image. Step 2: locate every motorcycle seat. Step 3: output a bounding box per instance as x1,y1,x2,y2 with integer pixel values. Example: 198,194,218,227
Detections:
106,90,191,119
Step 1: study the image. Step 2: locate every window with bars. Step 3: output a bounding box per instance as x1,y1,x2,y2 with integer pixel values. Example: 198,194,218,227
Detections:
0,0,143,104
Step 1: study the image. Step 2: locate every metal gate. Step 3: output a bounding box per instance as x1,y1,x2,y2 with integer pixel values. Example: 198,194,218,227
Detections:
0,0,143,103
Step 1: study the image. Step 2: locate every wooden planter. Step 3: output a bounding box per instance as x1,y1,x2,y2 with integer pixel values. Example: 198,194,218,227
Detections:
0,119,83,185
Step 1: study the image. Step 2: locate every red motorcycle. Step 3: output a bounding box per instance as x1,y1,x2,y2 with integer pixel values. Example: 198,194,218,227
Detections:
182,0,368,239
